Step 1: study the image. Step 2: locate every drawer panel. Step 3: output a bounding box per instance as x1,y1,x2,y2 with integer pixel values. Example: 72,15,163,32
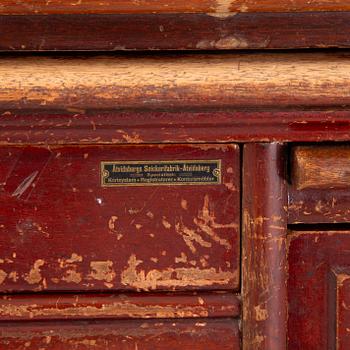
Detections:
0,144,239,292
292,145,350,190
289,145,350,224
0,319,240,350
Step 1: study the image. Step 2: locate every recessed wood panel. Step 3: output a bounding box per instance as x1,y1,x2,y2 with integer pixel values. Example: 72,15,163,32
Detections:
0,144,239,293
288,231,350,349
336,271,350,350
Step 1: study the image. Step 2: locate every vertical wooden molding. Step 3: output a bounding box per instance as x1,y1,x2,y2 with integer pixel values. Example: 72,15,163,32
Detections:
242,143,288,350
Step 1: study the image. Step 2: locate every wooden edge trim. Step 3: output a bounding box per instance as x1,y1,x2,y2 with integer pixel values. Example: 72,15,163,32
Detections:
2,111,350,145
1,0,350,15
2,12,350,51
0,318,241,350
0,292,241,321
1,53,350,111
242,143,288,350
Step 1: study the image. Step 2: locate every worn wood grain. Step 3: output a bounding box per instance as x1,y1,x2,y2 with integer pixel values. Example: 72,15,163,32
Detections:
2,53,350,111
1,0,350,14
0,144,239,293
292,145,350,190
288,231,350,349
0,318,241,350
2,111,350,145
242,143,288,350
3,12,350,51
0,292,240,321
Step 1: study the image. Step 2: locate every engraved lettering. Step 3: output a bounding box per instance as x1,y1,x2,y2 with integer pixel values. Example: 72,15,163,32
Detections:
101,160,222,187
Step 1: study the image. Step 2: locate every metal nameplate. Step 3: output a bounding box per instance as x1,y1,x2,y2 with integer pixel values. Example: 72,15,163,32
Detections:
101,160,221,187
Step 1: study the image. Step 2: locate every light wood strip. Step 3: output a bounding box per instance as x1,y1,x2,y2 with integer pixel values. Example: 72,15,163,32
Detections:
1,53,350,111
1,0,350,15
292,146,350,190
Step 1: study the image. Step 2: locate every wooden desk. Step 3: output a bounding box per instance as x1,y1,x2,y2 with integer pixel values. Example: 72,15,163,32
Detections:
1,10,350,349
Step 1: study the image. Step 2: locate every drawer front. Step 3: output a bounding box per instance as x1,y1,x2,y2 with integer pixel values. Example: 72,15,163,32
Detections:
289,145,350,224
292,145,350,190
0,319,240,350
288,231,350,350
0,144,239,292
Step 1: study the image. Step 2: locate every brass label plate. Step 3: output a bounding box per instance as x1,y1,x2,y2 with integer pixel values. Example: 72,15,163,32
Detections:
101,160,222,187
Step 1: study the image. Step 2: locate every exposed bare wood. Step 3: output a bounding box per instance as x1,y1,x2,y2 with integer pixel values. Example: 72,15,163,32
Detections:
2,53,350,111
292,145,350,190
1,0,350,15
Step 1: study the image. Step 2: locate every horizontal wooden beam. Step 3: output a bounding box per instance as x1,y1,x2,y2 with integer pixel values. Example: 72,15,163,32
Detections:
2,111,350,145
2,12,350,51
0,292,240,321
1,53,350,111
1,0,349,15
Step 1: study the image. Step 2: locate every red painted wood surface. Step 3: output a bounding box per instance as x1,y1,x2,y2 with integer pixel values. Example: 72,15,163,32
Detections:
288,188,350,224
0,318,241,350
242,143,288,350
0,144,239,293
0,292,240,321
289,145,350,223
2,12,350,51
288,231,350,349
336,270,350,350
2,111,350,145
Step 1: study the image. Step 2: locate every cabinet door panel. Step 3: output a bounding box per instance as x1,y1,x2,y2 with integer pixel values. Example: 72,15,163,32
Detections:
288,231,350,349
